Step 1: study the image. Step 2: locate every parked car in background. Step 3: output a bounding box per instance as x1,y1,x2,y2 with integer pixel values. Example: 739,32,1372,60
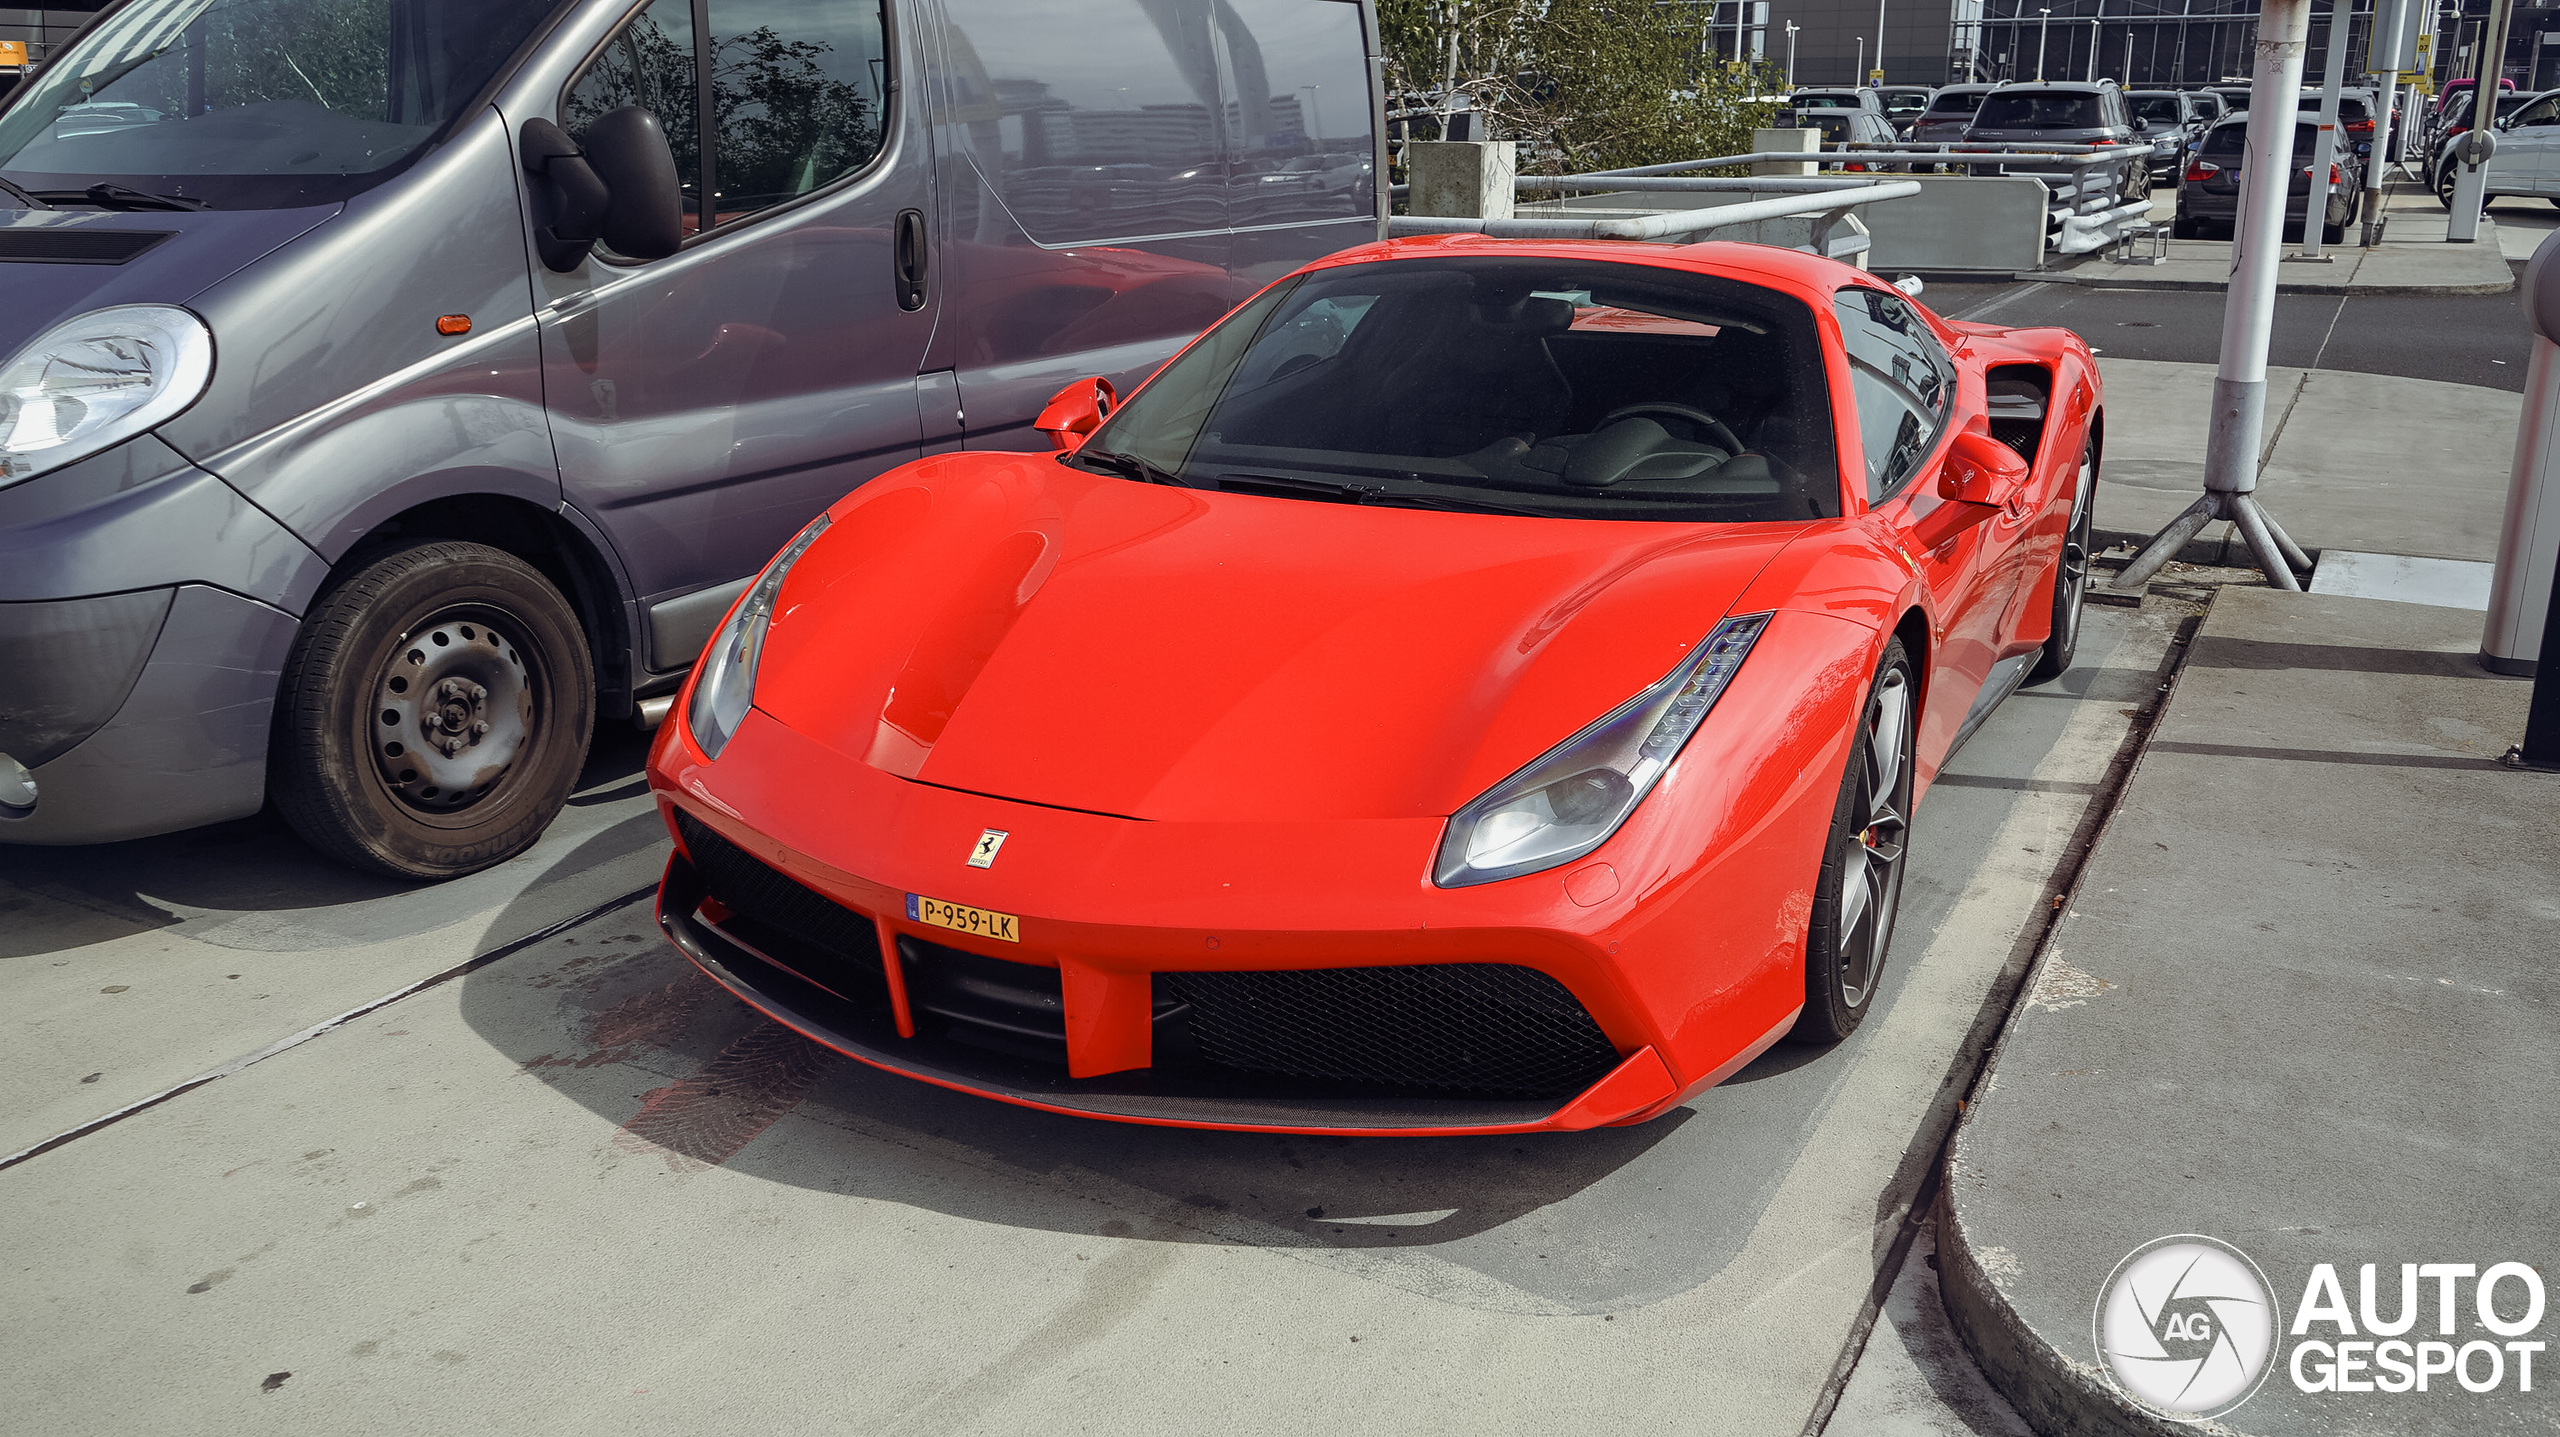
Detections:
1796,107,1902,164
2204,84,2254,114
2126,89,2209,183
2174,114,2362,242
2431,88,2560,211
1909,83,1995,144
1793,87,1888,116
1962,82,2150,203
1878,85,1936,136
0,0,1384,876
2186,88,2228,122
2425,87,2543,195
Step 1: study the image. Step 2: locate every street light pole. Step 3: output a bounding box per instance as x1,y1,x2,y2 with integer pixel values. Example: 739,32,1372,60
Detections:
1856,35,1866,83
2115,0,2317,593
1876,0,1889,83
1787,20,1801,85
2037,8,2052,79
2089,12,2102,80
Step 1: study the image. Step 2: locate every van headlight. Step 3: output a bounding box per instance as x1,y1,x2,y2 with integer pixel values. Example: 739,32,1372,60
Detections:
1434,613,1770,888
0,305,214,485
686,513,832,760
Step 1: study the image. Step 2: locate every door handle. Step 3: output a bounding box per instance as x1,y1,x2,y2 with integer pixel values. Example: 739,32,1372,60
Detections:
894,209,928,311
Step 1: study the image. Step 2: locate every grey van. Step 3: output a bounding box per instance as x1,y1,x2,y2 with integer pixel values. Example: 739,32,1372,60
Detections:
0,0,1383,877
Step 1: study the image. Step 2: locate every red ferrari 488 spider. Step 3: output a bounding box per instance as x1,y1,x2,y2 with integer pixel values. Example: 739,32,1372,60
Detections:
647,236,2099,1135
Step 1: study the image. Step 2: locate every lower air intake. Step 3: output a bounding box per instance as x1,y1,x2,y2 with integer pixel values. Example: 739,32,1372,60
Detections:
673,810,888,1008
1155,964,1621,1099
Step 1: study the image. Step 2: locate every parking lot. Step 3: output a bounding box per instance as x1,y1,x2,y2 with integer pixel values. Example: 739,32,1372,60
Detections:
4,598,2184,1434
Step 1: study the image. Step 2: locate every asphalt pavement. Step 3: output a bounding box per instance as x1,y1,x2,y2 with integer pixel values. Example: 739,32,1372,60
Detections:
0,602,2182,1435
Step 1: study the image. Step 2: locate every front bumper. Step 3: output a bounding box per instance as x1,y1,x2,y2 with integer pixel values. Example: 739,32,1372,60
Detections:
646,656,1851,1133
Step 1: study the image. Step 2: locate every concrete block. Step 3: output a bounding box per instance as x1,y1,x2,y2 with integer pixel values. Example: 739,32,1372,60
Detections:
1753,127,1818,177
1407,140,1515,220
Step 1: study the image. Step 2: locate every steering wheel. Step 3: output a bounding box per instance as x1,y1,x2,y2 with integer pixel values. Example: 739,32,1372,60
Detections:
1599,403,1746,457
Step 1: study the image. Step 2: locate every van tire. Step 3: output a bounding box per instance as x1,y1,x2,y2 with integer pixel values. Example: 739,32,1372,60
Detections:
271,542,593,880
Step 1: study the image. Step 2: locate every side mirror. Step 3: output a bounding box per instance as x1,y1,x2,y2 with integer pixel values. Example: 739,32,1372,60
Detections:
582,106,684,261
1035,376,1117,451
1910,429,2030,548
519,107,682,273
2132,116,2150,132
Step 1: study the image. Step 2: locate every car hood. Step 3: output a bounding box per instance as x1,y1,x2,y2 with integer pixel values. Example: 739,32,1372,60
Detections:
0,204,339,353
751,453,1807,823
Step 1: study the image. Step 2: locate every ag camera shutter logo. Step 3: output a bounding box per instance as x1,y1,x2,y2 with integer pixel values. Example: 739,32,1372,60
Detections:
2094,1235,2281,1420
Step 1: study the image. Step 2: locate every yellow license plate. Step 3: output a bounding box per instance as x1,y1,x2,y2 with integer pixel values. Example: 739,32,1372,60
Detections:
906,893,1019,943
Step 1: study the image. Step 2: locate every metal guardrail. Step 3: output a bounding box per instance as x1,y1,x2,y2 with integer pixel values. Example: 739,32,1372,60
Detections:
1387,181,1922,247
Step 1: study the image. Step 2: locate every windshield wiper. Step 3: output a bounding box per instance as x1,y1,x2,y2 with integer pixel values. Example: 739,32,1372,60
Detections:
33,183,211,212
1217,472,1546,517
0,175,50,210
1070,448,1189,486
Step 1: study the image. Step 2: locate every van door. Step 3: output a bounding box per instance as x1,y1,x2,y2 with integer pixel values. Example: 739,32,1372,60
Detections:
526,0,940,677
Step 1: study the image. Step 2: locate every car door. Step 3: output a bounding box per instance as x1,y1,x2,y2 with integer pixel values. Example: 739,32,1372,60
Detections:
2498,92,2560,195
528,0,941,678
1835,285,2007,763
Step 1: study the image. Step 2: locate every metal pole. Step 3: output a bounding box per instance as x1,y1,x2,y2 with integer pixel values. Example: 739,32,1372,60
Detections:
1877,0,1890,82
1858,34,1867,82
1788,20,1800,85
2116,0,2314,592
2516,529,2560,765
2038,8,2051,77
2449,0,2516,243
2363,68,2400,243
2127,28,2138,80
2090,15,2102,79
2300,0,2351,257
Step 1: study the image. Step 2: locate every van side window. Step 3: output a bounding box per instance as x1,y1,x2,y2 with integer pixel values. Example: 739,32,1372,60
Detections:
1833,287,1954,503
567,0,703,236
565,0,891,246
705,0,891,226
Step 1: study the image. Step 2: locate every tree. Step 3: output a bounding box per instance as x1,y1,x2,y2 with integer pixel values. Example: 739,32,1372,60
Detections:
1380,0,1787,177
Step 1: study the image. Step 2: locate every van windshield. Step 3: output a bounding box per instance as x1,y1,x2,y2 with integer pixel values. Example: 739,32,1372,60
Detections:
0,0,570,209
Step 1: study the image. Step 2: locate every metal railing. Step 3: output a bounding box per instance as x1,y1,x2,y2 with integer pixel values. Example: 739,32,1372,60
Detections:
1388,180,1922,249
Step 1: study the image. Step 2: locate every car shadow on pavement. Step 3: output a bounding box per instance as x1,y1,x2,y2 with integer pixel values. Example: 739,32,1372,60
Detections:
0,722,662,961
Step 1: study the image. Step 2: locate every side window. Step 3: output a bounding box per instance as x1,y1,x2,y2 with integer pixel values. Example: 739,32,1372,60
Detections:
564,0,891,244
705,0,890,226
566,0,703,235
1834,287,1955,503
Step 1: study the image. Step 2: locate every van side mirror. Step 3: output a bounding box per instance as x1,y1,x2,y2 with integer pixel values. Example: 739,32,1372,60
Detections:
1035,376,1117,451
1909,429,2030,547
581,106,683,261
519,108,683,273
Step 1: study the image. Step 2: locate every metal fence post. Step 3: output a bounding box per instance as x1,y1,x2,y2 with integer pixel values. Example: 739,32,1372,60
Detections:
2115,0,2315,592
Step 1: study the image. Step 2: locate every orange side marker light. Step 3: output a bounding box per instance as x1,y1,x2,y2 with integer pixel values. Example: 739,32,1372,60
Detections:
435,314,472,336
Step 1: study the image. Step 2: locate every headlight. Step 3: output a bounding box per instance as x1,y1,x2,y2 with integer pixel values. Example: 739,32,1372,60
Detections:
686,512,832,760
1434,613,1770,888
0,305,214,486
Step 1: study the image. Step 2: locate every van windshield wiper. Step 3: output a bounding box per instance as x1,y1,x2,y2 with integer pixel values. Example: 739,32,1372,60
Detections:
1070,448,1189,486
1217,472,1546,517
33,183,211,211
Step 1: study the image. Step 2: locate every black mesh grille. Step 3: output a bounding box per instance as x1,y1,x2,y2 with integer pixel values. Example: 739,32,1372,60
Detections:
1155,965,1622,1098
674,810,888,1008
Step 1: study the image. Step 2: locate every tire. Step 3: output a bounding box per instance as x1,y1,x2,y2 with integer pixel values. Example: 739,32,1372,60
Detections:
2027,436,2096,686
1792,637,1917,1046
2170,213,2199,240
2321,219,2346,246
271,541,594,880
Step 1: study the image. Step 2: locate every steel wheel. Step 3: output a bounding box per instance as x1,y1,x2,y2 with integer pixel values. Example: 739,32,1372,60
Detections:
1794,638,1918,1045
1835,667,1912,1008
371,607,536,815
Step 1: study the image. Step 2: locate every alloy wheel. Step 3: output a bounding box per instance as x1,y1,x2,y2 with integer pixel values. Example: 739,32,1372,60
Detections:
2059,451,2093,653
1836,666,1913,1008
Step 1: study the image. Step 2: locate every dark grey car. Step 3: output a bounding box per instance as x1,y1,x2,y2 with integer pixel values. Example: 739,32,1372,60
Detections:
1962,82,2150,204
1908,83,1995,145
0,0,1383,876
2173,116,2362,243
2126,90,2208,184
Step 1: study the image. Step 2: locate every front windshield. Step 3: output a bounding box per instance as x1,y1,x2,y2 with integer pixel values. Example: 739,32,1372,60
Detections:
2131,95,2183,124
0,0,568,208
1075,257,1841,524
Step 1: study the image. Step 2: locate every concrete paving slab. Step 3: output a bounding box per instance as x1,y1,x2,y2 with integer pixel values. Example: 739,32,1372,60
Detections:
2090,361,2521,564
0,726,668,1160
1826,1219,2039,1436
0,609,2183,1435
1939,587,2560,1435
2309,551,2496,610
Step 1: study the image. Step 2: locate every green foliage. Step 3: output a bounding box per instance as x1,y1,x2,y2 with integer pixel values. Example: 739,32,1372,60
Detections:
1381,0,1787,176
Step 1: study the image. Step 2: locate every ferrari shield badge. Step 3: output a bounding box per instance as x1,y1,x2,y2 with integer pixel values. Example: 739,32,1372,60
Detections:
967,829,1009,869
